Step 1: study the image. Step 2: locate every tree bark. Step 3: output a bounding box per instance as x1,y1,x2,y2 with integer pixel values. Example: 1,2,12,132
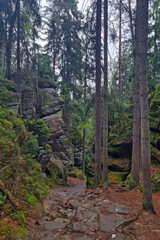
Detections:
95,0,102,185
103,0,108,184
119,0,122,101
5,3,17,80
131,0,140,184
17,0,22,115
128,0,134,45
137,0,154,212
82,48,87,173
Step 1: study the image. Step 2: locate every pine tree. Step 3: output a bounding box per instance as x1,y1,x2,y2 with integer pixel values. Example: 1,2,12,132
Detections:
103,0,109,183
94,0,102,185
137,0,155,212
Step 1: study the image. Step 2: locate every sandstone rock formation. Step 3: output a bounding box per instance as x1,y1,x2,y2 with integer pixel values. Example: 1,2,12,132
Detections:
7,77,74,180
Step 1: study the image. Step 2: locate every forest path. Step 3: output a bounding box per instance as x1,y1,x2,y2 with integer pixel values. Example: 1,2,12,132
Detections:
28,177,160,240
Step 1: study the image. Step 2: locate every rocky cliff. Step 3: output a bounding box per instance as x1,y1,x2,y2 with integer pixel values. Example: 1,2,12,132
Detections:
8,76,74,180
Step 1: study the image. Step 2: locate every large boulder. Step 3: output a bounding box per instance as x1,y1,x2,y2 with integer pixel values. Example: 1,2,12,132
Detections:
37,87,64,118
42,112,74,178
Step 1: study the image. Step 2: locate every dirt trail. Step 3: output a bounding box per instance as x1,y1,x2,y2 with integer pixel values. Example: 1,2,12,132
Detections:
28,177,160,240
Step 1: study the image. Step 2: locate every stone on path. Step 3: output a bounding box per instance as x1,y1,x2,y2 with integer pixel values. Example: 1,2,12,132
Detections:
72,220,98,233
69,199,81,208
43,218,67,231
99,213,126,232
76,210,97,221
106,204,130,214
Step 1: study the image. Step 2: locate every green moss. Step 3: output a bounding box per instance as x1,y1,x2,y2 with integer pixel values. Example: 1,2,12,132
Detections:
22,135,39,157
68,172,78,178
26,193,37,206
10,210,27,227
0,222,28,240
0,108,28,160
45,143,52,153
0,107,62,239
47,163,59,182
21,157,50,201
78,172,86,180
26,119,50,146
0,76,17,104
68,167,86,180
125,174,137,189
108,172,122,184
10,226,28,240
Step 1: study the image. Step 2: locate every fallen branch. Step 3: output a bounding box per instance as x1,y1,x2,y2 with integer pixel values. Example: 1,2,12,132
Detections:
119,212,140,228
116,212,140,239
0,179,19,209
0,164,14,173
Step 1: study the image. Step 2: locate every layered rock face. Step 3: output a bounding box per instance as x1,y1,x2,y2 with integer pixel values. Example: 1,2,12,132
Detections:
8,78,74,180
36,81,74,179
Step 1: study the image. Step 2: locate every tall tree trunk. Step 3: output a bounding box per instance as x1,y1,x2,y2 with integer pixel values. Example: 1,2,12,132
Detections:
82,78,87,173
103,0,108,183
131,0,140,184
94,0,102,185
119,0,122,101
17,0,22,115
5,4,17,80
128,0,134,45
82,48,88,173
137,0,154,212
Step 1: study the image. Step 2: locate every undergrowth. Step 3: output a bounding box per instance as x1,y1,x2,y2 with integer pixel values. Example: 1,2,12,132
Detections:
0,107,60,239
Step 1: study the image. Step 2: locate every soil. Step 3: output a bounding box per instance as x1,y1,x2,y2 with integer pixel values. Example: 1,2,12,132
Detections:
27,166,160,240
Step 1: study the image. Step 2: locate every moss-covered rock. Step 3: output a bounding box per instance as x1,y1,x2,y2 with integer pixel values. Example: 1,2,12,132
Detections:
68,167,86,180
0,221,31,240
108,172,122,184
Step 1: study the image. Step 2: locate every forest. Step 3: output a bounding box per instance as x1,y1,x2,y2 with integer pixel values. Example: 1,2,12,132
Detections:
0,0,160,239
